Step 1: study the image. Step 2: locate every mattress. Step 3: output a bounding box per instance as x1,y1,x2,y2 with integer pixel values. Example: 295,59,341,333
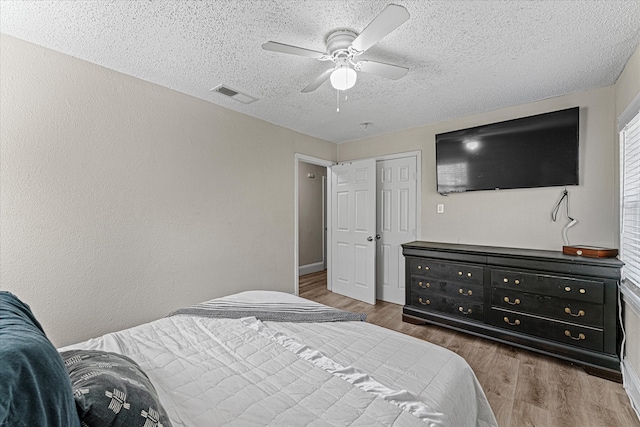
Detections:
61,291,497,427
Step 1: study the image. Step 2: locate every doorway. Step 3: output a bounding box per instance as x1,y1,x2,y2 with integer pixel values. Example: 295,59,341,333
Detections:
298,161,328,276
295,151,420,303
294,154,333,295
328,151,421,305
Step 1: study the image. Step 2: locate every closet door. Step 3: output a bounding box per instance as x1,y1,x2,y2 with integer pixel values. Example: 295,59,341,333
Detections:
376,156,417,304
330,159,377,305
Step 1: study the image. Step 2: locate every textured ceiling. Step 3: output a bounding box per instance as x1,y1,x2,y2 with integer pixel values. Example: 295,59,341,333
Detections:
1,0,639,143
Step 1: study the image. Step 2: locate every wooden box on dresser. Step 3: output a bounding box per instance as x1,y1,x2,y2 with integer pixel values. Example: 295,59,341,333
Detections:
402,241,624,380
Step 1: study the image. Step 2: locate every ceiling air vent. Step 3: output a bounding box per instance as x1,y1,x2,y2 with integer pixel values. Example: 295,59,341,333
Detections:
210,84,259,104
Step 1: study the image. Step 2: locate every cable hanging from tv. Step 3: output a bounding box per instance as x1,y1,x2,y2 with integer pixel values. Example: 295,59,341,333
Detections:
551,188,578,246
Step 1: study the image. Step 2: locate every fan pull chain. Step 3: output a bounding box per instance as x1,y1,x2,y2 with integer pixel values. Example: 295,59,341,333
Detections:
344,68,349,101
336,90,350,112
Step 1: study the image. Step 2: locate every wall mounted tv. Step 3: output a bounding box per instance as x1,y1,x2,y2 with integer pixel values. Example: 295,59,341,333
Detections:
436,107,579,194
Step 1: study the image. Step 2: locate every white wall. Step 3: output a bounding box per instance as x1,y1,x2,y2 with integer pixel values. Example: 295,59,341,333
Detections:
0,34,336,347
338,87,618,251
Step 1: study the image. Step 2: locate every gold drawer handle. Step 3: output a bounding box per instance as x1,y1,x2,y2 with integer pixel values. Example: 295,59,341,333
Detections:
503,316,521,326
459,288,473,296
565,307,585,317
467,272,472,277
503,296,521,305
418,281,430,288
417,265,430,271
580,288,586,294
503,277,508,283
565,286,571,292
458,307,472,315
503,278,520,285
564,330,586,340
458,271,463,276
514,279,520,285
418,297,430,305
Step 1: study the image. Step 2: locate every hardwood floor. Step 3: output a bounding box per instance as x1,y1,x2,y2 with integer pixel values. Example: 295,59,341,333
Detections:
299,270,640,427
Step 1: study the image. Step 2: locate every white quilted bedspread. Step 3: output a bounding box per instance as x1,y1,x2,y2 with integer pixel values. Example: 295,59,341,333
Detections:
61,291,497,427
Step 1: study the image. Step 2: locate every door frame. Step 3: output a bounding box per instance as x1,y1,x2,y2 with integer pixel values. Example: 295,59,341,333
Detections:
293,150,421,296
336,151,422,295
294,153,334,296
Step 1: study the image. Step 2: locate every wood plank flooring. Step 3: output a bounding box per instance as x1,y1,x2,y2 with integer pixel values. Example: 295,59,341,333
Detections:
299,270,640,427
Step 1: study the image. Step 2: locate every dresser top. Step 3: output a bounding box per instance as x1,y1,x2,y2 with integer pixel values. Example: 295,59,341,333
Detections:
402,241,624,269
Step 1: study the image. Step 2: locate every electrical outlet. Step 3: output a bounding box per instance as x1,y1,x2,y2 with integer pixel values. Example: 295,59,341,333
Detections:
437,204,444,214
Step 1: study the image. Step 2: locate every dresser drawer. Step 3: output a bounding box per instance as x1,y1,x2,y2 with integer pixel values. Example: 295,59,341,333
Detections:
411,276,483,300
491,288,603,328
490,269,603,304
410,292,483,322
491,308,603,352
408,257,483,285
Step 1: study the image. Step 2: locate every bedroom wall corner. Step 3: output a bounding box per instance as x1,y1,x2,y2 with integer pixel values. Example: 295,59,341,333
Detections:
0,34,337,346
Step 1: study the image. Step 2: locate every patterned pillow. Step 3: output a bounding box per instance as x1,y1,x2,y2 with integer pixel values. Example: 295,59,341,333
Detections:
59,350,172,427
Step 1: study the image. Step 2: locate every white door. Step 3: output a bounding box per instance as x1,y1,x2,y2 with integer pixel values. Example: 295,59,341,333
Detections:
330,159,377,305
376,156,417,304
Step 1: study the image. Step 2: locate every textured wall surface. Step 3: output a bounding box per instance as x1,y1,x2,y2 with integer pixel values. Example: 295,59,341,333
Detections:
616,43,640,117
0,35,336,347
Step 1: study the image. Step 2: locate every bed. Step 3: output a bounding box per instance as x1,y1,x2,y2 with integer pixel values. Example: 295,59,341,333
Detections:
2,290,498,427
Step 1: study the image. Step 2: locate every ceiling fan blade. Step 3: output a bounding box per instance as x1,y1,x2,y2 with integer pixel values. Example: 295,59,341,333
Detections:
301,68,334,93
356,60,408,80
262,41,327,59
351,4,410,53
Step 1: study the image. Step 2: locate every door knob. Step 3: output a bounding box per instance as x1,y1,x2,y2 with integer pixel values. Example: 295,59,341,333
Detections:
375,234,381,240
367,236,373,241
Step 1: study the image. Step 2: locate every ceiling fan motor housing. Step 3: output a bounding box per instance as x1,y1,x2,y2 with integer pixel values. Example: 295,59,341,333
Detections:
326,29,359,58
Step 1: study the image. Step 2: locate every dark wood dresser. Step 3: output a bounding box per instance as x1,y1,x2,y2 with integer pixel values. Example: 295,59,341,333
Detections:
402,241,623,379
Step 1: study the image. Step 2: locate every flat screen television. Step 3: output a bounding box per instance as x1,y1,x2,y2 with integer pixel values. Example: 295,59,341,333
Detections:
435,107,579,194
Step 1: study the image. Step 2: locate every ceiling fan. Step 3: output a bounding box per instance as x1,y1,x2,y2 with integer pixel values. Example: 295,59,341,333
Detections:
262,4,410,93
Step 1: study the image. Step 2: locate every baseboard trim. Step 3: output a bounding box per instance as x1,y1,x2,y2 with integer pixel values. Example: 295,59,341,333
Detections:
299,262,325,276
622,358,640,422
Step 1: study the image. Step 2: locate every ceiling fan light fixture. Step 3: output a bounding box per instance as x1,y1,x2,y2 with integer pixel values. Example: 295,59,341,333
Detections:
330,65,357,91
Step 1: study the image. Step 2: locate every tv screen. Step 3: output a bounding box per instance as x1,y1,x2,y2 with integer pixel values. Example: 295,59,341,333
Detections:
436,107,579,194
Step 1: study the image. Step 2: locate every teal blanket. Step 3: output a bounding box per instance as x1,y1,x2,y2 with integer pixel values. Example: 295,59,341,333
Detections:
0,291,80,427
